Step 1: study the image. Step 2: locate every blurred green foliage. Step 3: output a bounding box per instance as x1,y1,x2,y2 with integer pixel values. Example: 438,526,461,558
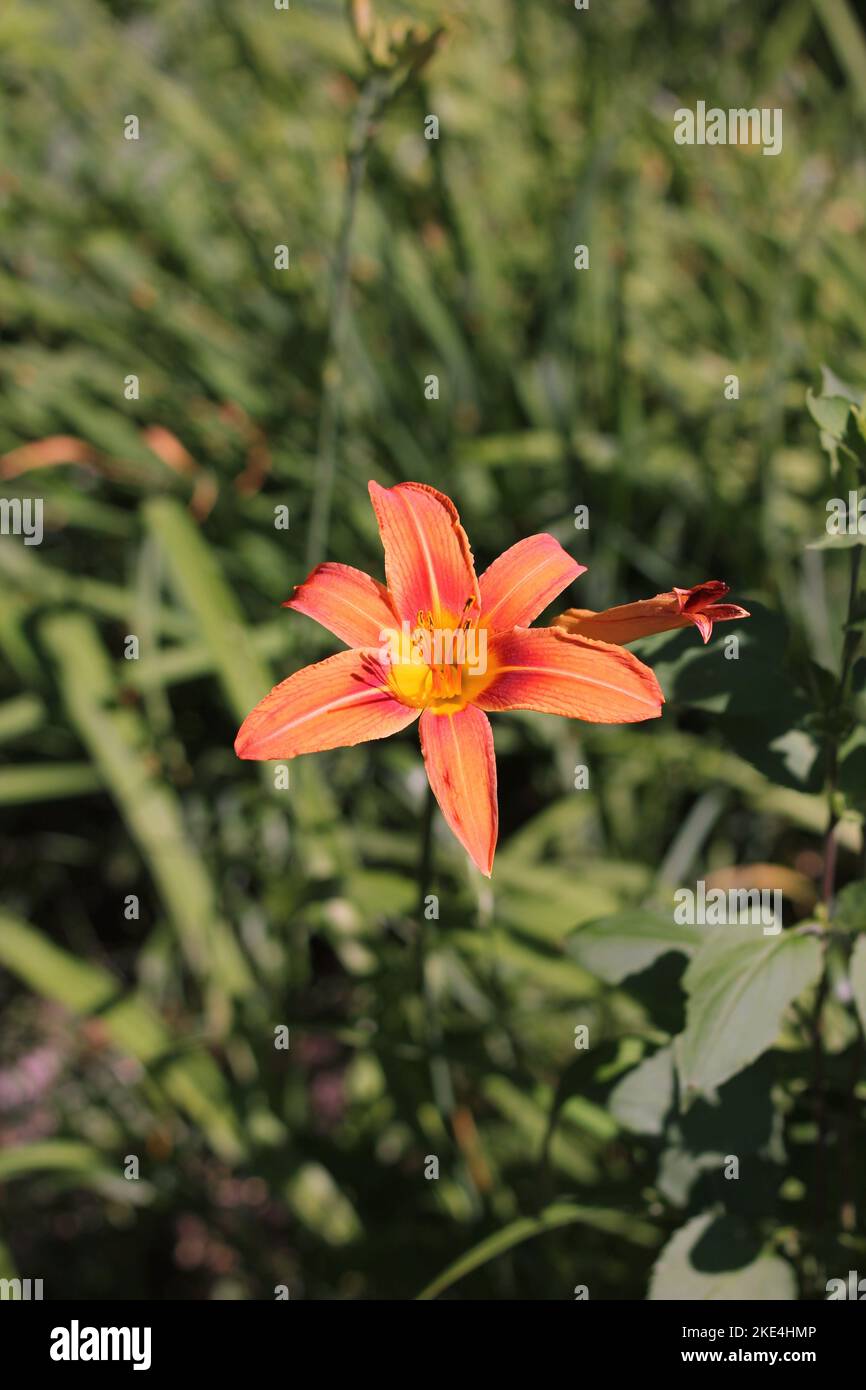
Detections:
1,0,866,1300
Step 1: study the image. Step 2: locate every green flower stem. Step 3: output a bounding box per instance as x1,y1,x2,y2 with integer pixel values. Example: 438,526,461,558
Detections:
306,73,388,571
416,782,456,1122
813,535,864,1254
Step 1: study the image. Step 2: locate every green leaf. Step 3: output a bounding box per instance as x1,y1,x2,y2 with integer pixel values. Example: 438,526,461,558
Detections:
806,531,866,551
482,1075,607,1183
850,936,866,1036
806,389,853,441
0,537,190,638
0,764,103,805
566,912,704,985
843,408,866,469
712,722,822,794
833,882,866,933
452,929,598,999
816,365,860,406
417,1201,660,1301
0,693,46,744
143,496,275,721
838,728,866,811
806,369,866,467
40,611,253,1000
609,1045,674,1135
635,603,819,796
638,603,792,720
283,1164,361,1247
0,1140,105,1182
675,927,823,1099
648,1211,796,1300
0,1141,153,1203
679,1056,776,1154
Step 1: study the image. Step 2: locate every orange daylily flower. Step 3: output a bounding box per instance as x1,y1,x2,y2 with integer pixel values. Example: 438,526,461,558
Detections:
235,481,664,876
556,580,750,646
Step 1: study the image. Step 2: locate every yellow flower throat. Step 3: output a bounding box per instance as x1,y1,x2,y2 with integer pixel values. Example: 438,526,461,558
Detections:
386,602,491,714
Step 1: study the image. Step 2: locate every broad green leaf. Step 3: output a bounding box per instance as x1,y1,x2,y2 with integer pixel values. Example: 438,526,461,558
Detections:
649,1211,796,1300
714,723,822,794
816,364,860,404
609,1045,674,1135
637,604,792,720
806,390,853,440
833,881,866,933
675,927,823,1099
679,1056,776,1154
566,912,704,985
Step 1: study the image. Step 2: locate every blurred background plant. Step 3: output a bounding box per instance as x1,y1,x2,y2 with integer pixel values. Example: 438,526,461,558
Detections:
1,0,866,1300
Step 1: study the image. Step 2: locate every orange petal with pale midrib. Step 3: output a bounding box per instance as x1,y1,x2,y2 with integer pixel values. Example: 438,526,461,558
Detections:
419,704,498,876
368,480,478,627
479,534,585,631
235,648,418,760
476,627,663,723
284,562,397,649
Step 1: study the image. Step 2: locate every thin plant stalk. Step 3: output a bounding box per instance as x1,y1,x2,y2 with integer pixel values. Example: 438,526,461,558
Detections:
416,782,456,1120
306,74,388,570
812,533,863,1252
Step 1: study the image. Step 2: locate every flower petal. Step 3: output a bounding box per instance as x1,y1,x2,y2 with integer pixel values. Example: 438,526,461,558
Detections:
479,534,586,630
557,599,687,644
419,705,498,876
368,480,478,626
557,581,750,645
284,562,397,649
235,649,418,760
476,627,663,723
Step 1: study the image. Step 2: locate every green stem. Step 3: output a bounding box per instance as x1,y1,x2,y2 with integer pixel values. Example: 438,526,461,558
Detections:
416,782,455,1120
812,535,863,1262
416,778,436,921
821,541,862,904
306,74,387,570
